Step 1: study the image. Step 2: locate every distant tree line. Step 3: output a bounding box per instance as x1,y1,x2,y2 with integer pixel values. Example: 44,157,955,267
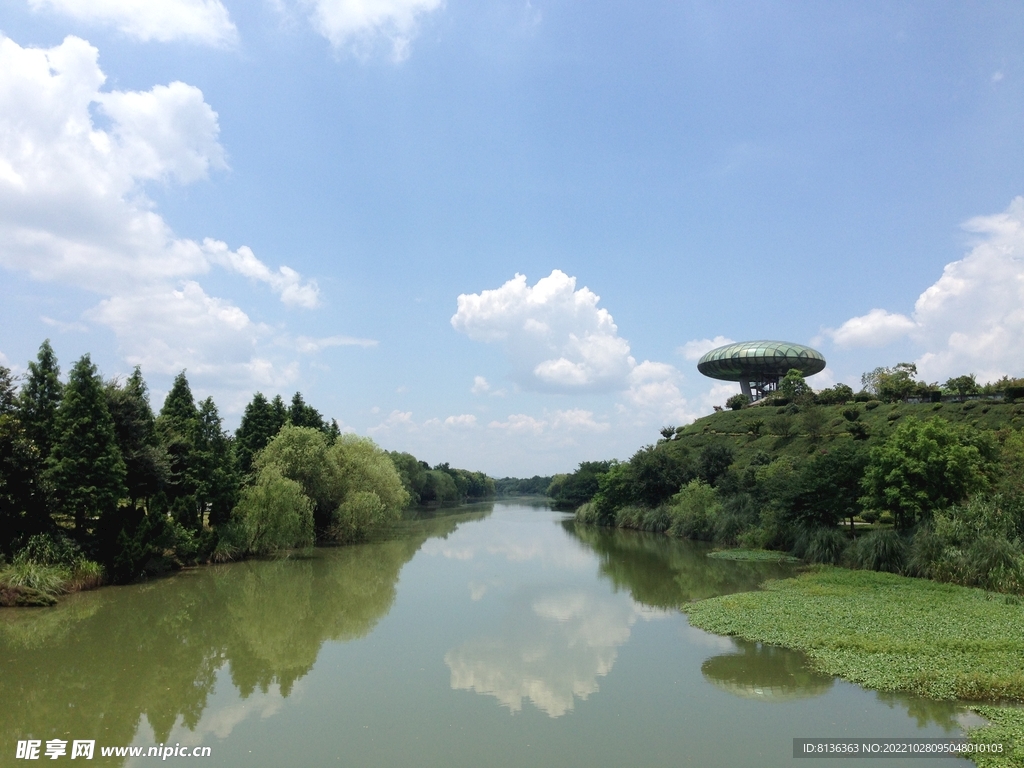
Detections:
562,364,1024,595
0,340,495,604
387,454,495,505
493,475,553,497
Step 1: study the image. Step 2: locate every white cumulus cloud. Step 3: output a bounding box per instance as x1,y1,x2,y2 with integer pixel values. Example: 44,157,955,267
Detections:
27,0,238,47
0,35,329,394
823,197,1024,382
678,335,735,361
620,361,696,425
444,414,478,428
823,308,916,348
451,270,635,392
304,0,444,61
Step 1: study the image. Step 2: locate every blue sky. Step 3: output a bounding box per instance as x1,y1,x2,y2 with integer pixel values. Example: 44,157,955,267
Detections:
2,0,1024,476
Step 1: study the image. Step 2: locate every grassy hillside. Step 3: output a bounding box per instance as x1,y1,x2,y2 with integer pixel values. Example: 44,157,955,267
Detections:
669,399,1024,468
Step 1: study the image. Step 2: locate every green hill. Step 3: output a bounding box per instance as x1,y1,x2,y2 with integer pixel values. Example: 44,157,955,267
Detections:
669,398,1024,470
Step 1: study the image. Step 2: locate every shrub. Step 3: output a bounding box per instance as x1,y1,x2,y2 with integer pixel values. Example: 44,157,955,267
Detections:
4,533,105,596
800,407,828,438
726,393,750,410
667,480,721,540
864,400,881,410
13,534,84,568
714,494,758,545
767,414,795,437
847,422,869,440
67,559,104,592
842,407,860,422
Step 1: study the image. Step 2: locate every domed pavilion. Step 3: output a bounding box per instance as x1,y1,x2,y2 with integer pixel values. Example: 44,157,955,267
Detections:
697,340,826,402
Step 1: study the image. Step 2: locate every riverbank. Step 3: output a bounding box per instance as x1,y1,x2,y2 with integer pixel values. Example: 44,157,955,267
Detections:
684,566,1024,766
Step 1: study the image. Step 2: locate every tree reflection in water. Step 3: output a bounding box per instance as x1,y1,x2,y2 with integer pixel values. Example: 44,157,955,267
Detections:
701,639,834,701
0,507,488,760
564,521,796,608
569,521,970,733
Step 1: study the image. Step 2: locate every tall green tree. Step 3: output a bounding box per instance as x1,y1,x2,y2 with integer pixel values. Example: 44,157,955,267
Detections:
44,354,126,533
861,362,919,402
287,392,326,431
193,397,238,527
235,392,287,476
156,371,200,528
944,374,979,402
0,365,17,414
1,366,46,552
788,442,868,530
861,417,996,530
780,368,813,403
105,367,166,509
18,339,63,459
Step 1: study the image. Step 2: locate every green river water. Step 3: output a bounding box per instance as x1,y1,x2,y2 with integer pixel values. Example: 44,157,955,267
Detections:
1,502,977,766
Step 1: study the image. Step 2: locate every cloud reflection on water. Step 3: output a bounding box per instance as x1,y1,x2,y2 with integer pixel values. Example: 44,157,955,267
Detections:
446,588,668,717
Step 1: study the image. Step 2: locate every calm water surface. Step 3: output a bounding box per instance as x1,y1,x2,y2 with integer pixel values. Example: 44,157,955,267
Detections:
1,502,974,766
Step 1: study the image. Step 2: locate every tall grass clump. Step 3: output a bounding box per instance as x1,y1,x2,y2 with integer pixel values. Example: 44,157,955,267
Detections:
574,501,599,525
713,494,758,546
614,505,647,530
908,495,1024,594
848,529,906,573
0,533,106,605
804,527,848,565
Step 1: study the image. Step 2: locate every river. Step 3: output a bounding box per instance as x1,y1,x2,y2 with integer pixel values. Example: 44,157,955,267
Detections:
1,501,976,766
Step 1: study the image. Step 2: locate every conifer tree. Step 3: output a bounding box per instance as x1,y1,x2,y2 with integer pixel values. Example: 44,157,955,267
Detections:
193,397,237,527
270,394,288,431
1,365,46,550
157,371,200,528
44,354,126,533
106,367,166,509
288,391,326,431
235,392,287,476
0,365,17,414
18,339,62,459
